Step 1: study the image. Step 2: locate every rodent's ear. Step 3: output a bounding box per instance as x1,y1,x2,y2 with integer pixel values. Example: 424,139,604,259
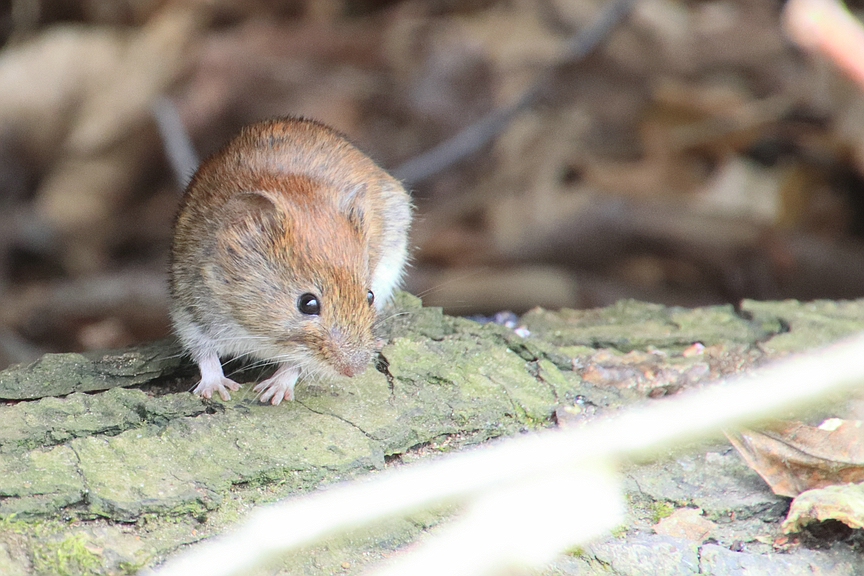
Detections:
339,183,367,233
219,191,284,239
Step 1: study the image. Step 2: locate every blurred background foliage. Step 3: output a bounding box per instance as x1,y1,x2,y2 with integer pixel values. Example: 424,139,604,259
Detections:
2,0,864,370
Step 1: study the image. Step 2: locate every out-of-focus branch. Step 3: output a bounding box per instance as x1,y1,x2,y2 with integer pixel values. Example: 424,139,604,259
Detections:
784,0,864,91
152,95,199,190
391,0,636,185
148,331,864,576
0,269,168,328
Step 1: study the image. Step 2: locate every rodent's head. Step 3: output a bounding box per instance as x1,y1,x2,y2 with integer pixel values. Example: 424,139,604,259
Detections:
204,178,377,378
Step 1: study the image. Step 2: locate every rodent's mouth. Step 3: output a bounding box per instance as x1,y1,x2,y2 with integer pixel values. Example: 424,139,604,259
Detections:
322,347,373,378
270,329,374,379
338,360,369,378
316,339,374,378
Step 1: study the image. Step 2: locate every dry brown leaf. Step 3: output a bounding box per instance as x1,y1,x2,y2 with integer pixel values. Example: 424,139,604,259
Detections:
691,157,781,225
0,27,125,166
726,420,864,497
66,6,204,155
653,507,716,542
450,3,564,102
782,481,864,533
626,0,786,75
26,7,205,272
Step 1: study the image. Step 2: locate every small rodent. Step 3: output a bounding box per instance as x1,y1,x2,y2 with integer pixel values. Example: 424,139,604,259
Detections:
169,117,411,404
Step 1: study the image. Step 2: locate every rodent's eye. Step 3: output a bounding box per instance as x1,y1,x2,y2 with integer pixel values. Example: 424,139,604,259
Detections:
367,290,375,306
297,293,321,315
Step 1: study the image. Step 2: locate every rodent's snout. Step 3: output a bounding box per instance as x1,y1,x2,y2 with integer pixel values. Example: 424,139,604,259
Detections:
323,327,374,378
335,344,373,378
339,361,368,378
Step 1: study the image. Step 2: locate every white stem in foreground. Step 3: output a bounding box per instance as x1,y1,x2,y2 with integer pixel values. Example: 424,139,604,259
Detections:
147,332,864,576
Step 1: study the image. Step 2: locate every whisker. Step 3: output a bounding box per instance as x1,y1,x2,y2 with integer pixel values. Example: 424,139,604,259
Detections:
373,309,416,327
412,268,489,300
157,349,191,362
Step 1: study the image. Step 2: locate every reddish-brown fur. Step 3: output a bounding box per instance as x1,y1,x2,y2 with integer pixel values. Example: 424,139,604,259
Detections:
170,117,411,402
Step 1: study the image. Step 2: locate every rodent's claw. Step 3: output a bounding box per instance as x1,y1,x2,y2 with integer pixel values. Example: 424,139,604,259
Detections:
253,365,301,405
257,386,291,405
193,377,241,401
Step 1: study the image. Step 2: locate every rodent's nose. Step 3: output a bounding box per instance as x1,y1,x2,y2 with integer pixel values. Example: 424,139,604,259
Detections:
340,361,368,378
329,328,372,377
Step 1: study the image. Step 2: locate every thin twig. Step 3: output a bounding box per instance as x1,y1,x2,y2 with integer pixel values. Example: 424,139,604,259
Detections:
391,0,636,185
152,95,199,190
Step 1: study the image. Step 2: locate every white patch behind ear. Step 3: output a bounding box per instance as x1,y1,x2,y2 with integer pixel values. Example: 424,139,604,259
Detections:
370,183,412,307
372,246,408,308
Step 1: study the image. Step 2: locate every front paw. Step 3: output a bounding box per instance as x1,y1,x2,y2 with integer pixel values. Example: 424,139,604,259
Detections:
253,366,300,405
193,377,241,401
